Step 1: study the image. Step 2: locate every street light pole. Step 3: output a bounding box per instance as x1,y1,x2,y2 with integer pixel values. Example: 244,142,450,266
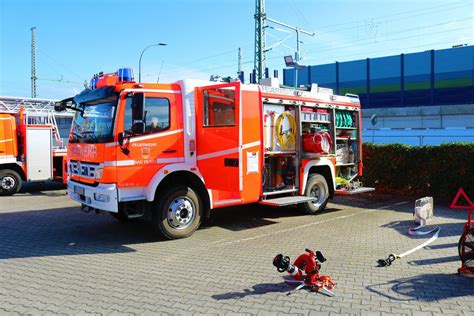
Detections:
139,43,167,83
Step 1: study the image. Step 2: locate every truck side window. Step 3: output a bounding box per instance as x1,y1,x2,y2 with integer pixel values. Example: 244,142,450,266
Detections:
144,98,170,133
203,88,235,127
124,96,170,134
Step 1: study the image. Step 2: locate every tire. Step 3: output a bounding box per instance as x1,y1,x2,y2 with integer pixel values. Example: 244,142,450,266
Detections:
0,169,22,196
459,231,464,259
459,227,474,262
300,174,329,215
152,186,202,239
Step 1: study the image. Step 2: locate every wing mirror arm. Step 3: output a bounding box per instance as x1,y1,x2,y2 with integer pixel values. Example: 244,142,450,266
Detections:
117,132,130,155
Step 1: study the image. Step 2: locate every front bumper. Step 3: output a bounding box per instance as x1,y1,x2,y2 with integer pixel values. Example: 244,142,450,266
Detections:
68,180,118,213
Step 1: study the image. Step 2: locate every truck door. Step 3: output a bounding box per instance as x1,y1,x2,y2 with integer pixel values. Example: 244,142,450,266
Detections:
116,91,182,191
195,82,241,199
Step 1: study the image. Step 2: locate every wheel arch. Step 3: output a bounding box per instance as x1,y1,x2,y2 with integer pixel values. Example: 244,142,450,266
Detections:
301,160,335,199
0,163,26,180
151,170,211,218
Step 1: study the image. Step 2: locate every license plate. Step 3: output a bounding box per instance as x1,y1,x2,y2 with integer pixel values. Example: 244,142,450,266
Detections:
74,185,85,195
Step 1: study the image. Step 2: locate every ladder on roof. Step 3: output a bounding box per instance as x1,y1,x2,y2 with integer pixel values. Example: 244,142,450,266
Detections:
23,109,64,147
0,97,75,149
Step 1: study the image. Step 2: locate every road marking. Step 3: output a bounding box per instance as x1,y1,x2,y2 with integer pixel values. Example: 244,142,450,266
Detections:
213,200,411,246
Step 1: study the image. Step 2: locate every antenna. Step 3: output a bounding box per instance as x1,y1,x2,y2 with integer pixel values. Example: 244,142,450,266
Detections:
238,47,242,75
31,26,37,98
157,60,164,83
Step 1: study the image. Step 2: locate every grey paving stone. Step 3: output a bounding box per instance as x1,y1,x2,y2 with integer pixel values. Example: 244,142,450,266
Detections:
0,191,473,315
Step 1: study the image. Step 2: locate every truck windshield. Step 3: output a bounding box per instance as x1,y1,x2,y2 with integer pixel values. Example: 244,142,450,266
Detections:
69,98,116,144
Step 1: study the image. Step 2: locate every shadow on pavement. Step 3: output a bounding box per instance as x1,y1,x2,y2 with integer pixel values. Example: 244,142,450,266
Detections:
424,242,458,250
0,206,160,260
0,201,344,260
366,273,474,302
381,220,464,238
408,255,459,266
18,181,67,195
202,204,343,231
212,282,291,300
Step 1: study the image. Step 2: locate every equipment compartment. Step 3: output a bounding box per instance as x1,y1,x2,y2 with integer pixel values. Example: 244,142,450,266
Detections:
264,155,296,192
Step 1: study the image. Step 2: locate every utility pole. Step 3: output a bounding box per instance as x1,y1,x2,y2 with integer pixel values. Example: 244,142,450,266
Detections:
265,17,315,87
254,0,315,85
254,0,266,83
31,27,37,98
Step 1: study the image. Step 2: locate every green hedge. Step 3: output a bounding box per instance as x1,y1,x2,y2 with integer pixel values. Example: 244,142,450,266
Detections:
361,143,474,202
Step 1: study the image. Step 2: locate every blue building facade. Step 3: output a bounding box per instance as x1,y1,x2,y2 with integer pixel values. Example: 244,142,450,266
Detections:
283,46,474,109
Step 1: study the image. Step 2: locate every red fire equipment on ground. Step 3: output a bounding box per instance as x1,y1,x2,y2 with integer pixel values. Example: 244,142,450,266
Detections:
273,248,336,296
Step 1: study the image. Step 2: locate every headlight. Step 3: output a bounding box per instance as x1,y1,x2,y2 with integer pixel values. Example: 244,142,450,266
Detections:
95,167,104,179
94,193,109,202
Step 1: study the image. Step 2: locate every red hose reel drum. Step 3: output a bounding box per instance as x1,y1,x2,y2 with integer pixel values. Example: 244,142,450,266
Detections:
303,132,332,154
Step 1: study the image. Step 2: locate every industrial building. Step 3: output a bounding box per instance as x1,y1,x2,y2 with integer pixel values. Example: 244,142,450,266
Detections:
283,45,474,145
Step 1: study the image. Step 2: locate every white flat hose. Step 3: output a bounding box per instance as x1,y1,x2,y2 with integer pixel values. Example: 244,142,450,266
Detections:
378,226,440,266
399,226,440,258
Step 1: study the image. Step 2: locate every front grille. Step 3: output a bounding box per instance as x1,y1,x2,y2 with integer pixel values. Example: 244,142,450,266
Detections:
69,160,99,178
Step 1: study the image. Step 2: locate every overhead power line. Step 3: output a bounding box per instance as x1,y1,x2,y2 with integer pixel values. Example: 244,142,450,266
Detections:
286,0,312,31
160,4,472,80
302,24,473,58
315,1,470,31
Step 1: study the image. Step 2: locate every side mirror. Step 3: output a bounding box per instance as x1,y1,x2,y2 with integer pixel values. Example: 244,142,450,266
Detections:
132,122,145,135
54,101,66,112
117,132,130,155
132,93,145,121
118,132,124,147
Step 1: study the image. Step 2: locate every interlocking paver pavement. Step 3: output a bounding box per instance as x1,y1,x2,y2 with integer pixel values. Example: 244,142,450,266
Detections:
0,185,473,315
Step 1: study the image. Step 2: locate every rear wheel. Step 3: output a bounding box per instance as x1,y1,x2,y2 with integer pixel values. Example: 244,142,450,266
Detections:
152,186,202,239
459,227,474,272
300,174,329,215
0,169,22,196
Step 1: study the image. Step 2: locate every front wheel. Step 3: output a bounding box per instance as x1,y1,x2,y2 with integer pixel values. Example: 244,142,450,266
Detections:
152,186,202,239
0,169,22,196
300,174,329,215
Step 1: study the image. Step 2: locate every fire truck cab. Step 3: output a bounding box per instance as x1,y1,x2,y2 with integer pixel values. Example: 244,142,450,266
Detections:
57,68,373,239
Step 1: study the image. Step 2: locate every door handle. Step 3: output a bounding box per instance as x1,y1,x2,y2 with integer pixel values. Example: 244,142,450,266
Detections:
224,158,239,167
162,149,177,154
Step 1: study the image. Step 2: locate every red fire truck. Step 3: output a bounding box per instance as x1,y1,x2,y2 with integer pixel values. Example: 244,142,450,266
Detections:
0,97,73,195
56,68,373,239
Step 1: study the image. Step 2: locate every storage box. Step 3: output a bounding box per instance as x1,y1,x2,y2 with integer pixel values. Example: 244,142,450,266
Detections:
336,144,349,163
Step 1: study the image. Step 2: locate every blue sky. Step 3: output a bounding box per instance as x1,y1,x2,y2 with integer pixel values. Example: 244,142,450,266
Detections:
1,0,472,99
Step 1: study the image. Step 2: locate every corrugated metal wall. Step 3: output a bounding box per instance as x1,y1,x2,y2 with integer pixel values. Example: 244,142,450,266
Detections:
283,45,474,108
